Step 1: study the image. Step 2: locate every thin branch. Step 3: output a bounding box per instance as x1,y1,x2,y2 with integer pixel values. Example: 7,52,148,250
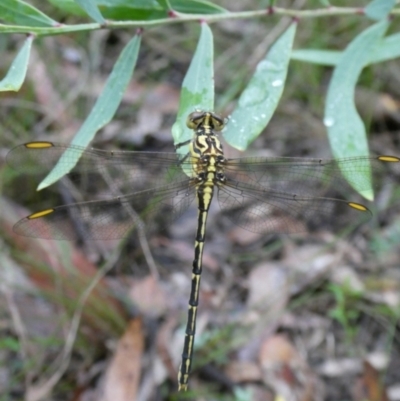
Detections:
1,7,398,36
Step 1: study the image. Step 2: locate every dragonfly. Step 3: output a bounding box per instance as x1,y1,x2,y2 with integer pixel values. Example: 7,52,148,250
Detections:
7,111,400,391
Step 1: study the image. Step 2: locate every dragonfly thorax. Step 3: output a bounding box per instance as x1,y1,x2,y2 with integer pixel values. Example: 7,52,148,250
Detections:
187,111,225,185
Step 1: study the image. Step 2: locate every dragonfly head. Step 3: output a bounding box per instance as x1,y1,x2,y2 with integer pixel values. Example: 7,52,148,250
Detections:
187,110,225,132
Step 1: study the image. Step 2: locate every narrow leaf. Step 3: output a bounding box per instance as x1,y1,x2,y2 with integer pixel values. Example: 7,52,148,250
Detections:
364,0,395,21
94,0,161,6
46,0,166,20
172,22,214,156
0,0,57,27
369,33,400,63
324,20,389,200
156,0,171,9
38,34,141,190
291,49,342,66
74,0,105,23
292,33,400,66
0,35,33,92
224,22,296,151
46,0,225,20
171,0,227,14
46,0,94,16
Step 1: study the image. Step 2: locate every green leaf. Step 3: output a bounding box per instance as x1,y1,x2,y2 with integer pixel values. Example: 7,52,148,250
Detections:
46,0,225,20
0,35,33,92
369,33,400,63
38,34,141,190
45,0,86,16
0,0,57,27
171,0,227,14
292,33,400,66
74,0,105,23
324,20,389,200
100,0,164,20
46,0,167,20
223,22,296,150
364,0,395,21
291,49,342,66
172,22,214,157
156,0,171,9
95,0,160,6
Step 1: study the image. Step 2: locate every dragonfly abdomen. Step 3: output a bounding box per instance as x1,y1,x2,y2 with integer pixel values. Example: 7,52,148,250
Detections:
177,198,211,391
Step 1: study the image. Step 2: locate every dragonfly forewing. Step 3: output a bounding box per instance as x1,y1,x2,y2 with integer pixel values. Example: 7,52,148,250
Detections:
7,142,198,240
7,143,197,192
216,154,400,235
224,155,400,201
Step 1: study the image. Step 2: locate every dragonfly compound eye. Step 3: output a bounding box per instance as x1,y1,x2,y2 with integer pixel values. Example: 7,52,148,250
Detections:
187,111,206,129
210,113,225,131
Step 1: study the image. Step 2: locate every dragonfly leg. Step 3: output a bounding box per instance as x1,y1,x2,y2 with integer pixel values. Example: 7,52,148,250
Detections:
175,139,192,150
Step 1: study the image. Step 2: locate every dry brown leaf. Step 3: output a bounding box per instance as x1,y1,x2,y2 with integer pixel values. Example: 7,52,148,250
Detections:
260,335,324,401
27,46,69,127
129,275,169,318
353,360,389,401
247,263,289,311
235,264,289,364
156,315,179,384
248,386,275,401
318,358,361,377
330,265,365,293
167,238,220,271
283,244,337,293
228,225,263,246
100,319,144,401
356,89,400,121
225,360,262,383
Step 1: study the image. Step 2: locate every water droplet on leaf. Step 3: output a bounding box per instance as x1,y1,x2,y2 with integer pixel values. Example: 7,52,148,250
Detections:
323,117,335,127
271,79,283,87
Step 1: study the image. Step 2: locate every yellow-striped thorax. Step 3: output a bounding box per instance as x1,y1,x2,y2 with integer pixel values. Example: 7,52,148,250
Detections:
186,110,226,187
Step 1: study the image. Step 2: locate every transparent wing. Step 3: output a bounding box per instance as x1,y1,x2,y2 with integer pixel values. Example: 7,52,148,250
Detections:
7,142,198,240
13,182,196,240
219,155,400,234
224,156,400,198
6,142,198,195
217,179,372,235
8,143,400,238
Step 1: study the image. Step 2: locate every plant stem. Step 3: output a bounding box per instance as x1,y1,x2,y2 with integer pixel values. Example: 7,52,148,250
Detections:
0,6,399,36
